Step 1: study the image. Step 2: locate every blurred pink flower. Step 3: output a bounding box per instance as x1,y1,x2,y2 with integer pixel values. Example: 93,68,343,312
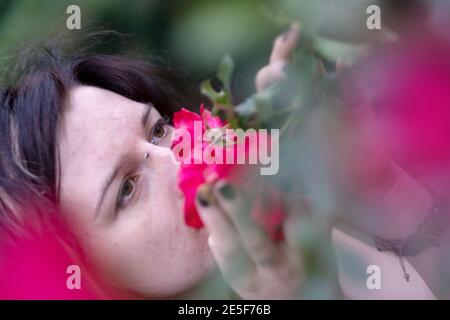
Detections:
0,220,100,299
361,31,450,176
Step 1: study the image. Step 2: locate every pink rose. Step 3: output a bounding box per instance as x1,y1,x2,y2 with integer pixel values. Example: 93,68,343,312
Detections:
171,105,284,241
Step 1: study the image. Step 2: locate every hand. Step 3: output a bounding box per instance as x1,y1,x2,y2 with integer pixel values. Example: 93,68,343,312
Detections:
255,22,430,240
313,61,432,239
255,22,300,92
195,180,304,299
322,60,395,196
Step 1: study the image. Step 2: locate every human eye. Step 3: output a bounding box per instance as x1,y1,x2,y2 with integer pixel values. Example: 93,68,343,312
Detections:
149,116,170,145
116,175,139,210
114,117,170,212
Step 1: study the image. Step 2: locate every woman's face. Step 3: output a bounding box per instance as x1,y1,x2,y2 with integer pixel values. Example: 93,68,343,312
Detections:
58,85,215,298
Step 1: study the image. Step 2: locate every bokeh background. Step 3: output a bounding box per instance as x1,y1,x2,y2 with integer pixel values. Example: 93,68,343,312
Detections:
0,0,419,104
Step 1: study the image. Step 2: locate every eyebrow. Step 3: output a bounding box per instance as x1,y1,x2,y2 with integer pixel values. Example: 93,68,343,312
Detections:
94,104,152,218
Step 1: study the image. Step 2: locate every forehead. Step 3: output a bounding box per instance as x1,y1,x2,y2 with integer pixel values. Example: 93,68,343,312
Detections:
63,85,146,133
58,86,148,216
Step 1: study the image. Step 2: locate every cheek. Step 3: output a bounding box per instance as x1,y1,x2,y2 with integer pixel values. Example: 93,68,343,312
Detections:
83,208,214,297
144,156,211,262
79,157,215,296
146,145,184,227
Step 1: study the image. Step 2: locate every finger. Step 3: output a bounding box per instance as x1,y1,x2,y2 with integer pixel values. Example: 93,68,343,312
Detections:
317,59,327,76
335,58,369,108
335,58,350,75
283,195,311,252
270,22,301,64
195,185,256,286
211,181,280,269
335,60,379,136
255,60,287,92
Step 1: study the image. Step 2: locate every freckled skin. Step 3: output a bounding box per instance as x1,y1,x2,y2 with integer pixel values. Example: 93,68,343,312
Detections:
58,86,216,298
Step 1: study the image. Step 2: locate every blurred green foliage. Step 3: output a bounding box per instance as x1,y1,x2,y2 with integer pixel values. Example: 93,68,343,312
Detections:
0,0,288,104
0,0,384,101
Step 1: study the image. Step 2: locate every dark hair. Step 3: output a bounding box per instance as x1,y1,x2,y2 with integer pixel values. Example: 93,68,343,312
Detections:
0,44,201,245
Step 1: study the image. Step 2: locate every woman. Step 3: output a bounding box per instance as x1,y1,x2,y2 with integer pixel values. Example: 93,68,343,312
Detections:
0,26,438,299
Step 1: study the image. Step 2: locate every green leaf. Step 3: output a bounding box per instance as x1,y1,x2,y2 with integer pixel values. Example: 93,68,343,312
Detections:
200,79,231,107
200,79,219,102
314,37,367,61
217,54,234,95
235,97,256,116
200,55,235,117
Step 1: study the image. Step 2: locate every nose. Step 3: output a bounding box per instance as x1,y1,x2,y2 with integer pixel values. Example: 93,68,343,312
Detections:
143,142,179,166
142,142,183,197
